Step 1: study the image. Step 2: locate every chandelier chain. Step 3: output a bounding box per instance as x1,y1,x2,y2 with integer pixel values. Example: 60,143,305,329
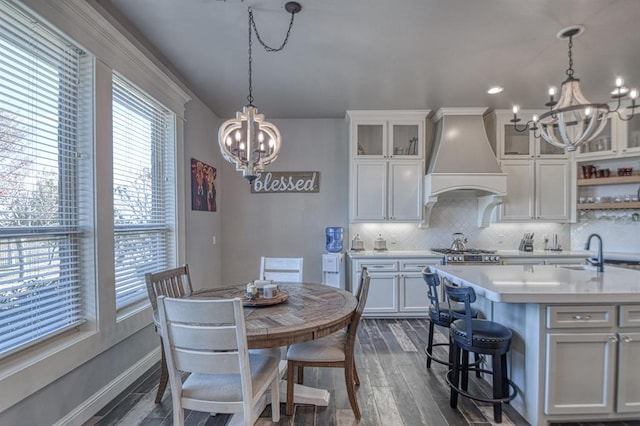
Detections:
566,35,574,78
247,7,297,106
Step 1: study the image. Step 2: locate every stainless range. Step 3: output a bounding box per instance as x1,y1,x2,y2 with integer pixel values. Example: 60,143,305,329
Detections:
431,248,501,264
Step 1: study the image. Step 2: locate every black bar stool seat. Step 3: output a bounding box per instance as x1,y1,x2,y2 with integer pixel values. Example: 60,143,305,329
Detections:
422,270,481,373
443,280,518,424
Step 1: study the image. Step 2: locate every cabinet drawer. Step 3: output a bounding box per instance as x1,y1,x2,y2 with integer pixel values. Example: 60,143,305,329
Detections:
546,305,615,329
619,305,640,328
400,259,440,272
355,260,397,272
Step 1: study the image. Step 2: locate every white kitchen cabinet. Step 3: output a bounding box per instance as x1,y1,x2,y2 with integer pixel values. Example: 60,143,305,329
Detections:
618,109,640,156
574,116,617,158
347,110,430,222
544,304,640,418
350,257,439,317
545,332,616,415
499,159,572,222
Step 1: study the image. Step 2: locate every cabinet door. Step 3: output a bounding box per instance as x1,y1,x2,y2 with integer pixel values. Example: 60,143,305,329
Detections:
618,110,640,156
616,331,640,413
575,116,617,158
499,160,535,220
389,120,423,159
398,272,429,313
364,272,398,315
351,161,387,221
545,333,616,415
352,121,386,158
501,121,533,158
536,160,571,221
388,161,423,221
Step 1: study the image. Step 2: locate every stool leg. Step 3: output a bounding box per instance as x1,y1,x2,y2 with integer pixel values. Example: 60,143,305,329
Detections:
450,341,461,409
492,354,503,423
501,353,509,404
474,352,482,378
461,350,469,391
426,320,435,368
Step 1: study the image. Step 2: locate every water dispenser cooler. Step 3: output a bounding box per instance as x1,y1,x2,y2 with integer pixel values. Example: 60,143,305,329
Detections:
322,227,345,289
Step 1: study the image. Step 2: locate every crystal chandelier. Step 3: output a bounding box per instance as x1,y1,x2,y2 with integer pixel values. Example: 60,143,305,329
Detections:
511,26,638,152
218,2,301,183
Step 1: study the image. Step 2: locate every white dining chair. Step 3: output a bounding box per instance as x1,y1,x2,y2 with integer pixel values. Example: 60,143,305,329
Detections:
260,256,304,282
157,295,281,426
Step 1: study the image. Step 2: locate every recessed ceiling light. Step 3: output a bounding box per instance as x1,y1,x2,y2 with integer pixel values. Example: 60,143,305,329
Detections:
487,86,504,94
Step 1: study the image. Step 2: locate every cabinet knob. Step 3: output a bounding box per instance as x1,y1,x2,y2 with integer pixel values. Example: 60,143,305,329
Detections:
608,335,619,343
622,335,633,343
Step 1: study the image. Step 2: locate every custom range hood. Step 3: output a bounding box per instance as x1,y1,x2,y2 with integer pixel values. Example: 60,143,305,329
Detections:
423,108,507,228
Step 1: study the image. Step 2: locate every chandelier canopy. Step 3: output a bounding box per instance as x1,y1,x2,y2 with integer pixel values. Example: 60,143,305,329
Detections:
218,2,301,183
511,25,637,152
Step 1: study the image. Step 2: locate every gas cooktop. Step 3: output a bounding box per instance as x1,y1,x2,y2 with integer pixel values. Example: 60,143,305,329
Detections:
431,248,500,264
431,248,497,255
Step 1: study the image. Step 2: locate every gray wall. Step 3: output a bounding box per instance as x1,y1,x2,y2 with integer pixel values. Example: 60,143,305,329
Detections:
183,96,223,289
220,118,349,285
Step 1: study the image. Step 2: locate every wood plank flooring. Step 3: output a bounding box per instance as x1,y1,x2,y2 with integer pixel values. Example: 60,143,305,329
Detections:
85,319,636,426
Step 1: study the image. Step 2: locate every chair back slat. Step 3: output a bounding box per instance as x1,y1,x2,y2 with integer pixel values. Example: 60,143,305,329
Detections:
145,265,193,312
173,349,242,375
260,257,303,282
168,324,238,351
443,280,476,346
347,267,370,347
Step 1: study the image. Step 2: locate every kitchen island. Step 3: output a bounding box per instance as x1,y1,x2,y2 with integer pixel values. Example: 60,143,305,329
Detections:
432,264,640,426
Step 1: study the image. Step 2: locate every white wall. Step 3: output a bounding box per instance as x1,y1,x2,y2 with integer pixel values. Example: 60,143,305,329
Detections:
220,118,349,285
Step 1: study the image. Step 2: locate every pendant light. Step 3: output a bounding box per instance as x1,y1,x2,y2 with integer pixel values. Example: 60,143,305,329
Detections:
511,26,638,152
217,2,301,183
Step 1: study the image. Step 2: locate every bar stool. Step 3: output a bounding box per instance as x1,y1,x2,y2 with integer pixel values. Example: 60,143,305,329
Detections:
443,281,517,423
422,270,481,376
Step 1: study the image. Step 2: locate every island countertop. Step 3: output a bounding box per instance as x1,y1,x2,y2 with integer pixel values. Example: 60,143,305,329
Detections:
431,264,640,303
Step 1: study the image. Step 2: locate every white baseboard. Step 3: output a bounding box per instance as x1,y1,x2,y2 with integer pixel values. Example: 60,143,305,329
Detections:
54,348,161,426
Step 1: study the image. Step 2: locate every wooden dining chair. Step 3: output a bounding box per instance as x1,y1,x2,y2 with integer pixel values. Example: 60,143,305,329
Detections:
260,256,304,282
157,296,281,426
145,265,193,404
285,267,371,419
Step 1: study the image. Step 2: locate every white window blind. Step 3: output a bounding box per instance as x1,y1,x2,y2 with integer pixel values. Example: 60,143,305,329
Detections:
0,1,84,356
112,75,175,310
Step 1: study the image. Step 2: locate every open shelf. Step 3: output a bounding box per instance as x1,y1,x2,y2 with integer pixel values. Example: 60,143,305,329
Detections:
577,202,640,210
577,175,640,186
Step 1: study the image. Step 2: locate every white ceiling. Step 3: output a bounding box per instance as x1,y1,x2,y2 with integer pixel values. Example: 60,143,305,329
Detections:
100,0,640,119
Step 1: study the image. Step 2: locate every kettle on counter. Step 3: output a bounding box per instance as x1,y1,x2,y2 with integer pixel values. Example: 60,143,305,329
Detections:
450,232,467,252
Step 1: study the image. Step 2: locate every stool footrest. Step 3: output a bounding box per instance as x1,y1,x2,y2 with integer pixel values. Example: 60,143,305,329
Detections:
425,345,484,368
445,368,518,404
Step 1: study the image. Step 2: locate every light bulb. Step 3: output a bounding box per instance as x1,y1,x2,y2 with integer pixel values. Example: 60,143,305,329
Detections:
226,136,232,147
548,87,557,96
235,130,241,142
258,132,264,142
616,77,624,87
585,107,592,116
269,139,275,148
532,114,538,122
259,142,265,151
239,142,245,151
512,105,519,115
631,89,638,99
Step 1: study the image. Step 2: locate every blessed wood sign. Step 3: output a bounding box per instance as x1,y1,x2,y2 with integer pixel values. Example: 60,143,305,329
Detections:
251,171,320,193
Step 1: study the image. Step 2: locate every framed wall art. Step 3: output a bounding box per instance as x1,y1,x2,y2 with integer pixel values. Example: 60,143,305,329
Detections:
191,158,217,211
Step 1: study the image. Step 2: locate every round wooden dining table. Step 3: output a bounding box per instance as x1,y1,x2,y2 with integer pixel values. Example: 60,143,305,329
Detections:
192,281,358,349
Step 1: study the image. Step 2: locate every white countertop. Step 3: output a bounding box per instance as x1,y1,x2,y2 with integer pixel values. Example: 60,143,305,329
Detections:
432,264,640,304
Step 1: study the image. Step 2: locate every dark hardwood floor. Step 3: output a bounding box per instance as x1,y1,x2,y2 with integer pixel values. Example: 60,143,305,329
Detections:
85,319,637,426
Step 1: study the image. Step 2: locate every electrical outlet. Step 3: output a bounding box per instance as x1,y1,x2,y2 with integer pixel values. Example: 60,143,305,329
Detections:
212,236,216,245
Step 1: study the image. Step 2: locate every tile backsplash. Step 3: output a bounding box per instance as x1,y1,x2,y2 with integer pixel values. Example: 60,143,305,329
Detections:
349,197,639,253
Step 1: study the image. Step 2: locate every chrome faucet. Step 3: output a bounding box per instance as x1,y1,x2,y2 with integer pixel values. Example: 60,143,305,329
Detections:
584,233,604,272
